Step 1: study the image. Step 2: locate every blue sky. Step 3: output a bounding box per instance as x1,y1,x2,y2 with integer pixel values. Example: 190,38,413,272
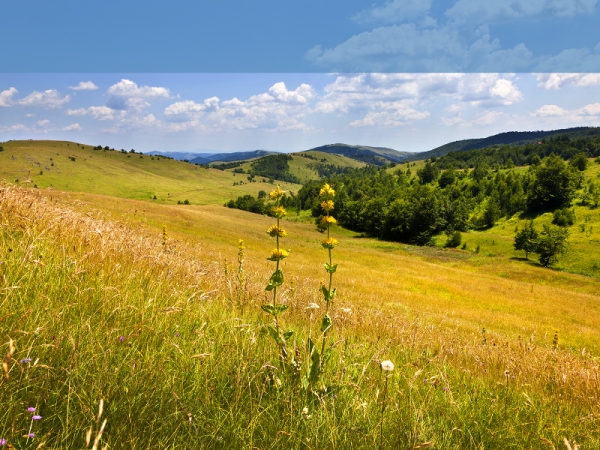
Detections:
1,73,600,153
2,0,600,72
1,1,599,153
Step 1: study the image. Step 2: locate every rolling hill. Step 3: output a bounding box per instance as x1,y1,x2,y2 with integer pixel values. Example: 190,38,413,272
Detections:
308,143,411,165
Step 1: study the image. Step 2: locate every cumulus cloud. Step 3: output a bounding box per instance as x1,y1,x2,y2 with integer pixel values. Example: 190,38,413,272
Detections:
18,90,71,109
535,73,600,89
307,0,599,71
441,110,507,127
315,73,522,128
62,123,82,131
164,82,315,131
533,102,600,121
164,97,220,117
0,87,18,107
36,119,50,127
69,81,99,91
66,106,125,121
106,79,171,111
0,124,28,133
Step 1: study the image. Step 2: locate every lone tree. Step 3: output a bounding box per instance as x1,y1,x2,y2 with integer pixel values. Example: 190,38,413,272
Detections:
514,221,538,260
536,224,569,267
527,154,579,212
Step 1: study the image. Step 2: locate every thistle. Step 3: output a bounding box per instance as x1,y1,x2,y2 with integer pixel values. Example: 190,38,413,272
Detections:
261,186,292,364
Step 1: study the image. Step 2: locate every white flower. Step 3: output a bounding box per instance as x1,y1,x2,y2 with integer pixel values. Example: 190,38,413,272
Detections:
305,303,320,310
302,407,309,415
380,360,395,372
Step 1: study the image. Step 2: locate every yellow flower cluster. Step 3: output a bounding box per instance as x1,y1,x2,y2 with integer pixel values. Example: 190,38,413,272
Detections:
321,215,337,225
269,186,284,200
320,200,334,212
269,248,289,260
270,206,287,218
266,225,288,238
319,183,335,198
321,238,339,249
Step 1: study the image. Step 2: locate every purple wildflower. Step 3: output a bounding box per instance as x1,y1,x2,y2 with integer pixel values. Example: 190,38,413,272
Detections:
32,415,42,420
28,433,35,438
424,379,427,384
175,332,180,337
27,407,35,413
20,358,32,364
119,336,125,342
0,438,6,446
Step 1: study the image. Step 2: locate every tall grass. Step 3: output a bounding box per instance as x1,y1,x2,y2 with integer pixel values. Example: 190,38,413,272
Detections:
1,184,599,448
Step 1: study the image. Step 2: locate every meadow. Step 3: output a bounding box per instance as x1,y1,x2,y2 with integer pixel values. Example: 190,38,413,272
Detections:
1,141,600,449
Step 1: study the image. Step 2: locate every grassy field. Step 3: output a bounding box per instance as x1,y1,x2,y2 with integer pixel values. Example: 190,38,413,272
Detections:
1,141,600,448
0,140,302,205
232,151,365,184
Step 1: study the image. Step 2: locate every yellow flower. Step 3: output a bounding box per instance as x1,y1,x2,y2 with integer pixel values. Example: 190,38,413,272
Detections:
268,248,289,261
321,215,337,225
320,200,335,212
321,238,339,249
269,186,284,200
266,225,288,238
319,183,335,197
270,206,287,218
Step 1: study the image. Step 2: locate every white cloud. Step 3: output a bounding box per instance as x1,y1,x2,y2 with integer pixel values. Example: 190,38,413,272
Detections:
25,113,35,117
69,81,99,91
18,90,71,109
164,97,219,117
0,87,18,107
353,0,433,25
0,124,28,133
106,79,171,111
533,102,600,121
163,82,315,131
446,0,598,25
62,123,82,131
441,110,507,127
66,106,125,121
535,73,600,89
316,73,522,124
36,119,50,127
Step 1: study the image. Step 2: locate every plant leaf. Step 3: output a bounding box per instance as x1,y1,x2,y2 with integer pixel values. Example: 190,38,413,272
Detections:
324,263,337,274
320,314,332,333
266,269,284,291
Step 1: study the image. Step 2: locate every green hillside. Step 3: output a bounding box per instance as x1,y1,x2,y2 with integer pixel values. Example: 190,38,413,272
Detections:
0,140,301,205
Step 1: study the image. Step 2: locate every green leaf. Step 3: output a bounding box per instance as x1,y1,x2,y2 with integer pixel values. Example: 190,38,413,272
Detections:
266,325,283,346
283,330,294,340
324,263,337,274
265,269,284,291
321,286,337,302
261,304,288,316
320,314,332,333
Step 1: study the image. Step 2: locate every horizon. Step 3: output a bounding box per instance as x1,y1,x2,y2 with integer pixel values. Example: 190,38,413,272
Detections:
2,73,600,155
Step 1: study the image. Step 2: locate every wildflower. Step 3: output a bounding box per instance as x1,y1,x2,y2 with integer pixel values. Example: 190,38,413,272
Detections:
266,225,287,238
119,336,125,342
269,186,284,200
20,358,32,364
339,307,352,314
27,433,35,438
380,360,394,372
320,215,337,225
320,200,334,212
27,407,35,413
175,332,180,337
305,303,320,310
319,183,335,197
268,248,289,261
32,415,42,420
302,407,309,415
321,238,339,249
270,205,287,218
0,438,6,446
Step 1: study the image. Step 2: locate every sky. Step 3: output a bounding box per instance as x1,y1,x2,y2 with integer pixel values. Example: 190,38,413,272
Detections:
1,1,600,153
1,73,600,153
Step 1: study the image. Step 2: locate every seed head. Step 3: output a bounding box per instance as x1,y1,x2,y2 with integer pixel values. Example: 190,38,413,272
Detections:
380,360,394,372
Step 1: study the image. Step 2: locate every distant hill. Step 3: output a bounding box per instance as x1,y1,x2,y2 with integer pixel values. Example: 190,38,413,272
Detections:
308,143,411,165
190,150,276,165
146,151,216,161
406,127,600,162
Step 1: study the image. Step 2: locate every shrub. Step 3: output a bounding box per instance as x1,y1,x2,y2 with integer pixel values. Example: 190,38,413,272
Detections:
552,208,575,227
445,230,462,248
536,224,569,267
